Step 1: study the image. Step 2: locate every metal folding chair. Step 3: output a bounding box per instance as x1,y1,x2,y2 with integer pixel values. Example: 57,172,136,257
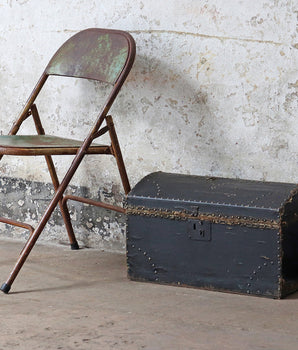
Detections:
0,28,136,294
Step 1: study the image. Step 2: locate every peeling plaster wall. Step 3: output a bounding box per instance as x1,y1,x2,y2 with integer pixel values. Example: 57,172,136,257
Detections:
0,0,297,250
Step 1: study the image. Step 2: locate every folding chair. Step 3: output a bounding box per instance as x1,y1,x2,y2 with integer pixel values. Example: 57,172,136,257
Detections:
0,28,136,294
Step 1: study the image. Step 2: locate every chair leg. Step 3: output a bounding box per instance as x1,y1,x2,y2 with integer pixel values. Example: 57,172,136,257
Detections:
45,155,79,250
0,160,78,295
106,115,131,195
0,191,63,293
0,180,73,293
0,162,78,294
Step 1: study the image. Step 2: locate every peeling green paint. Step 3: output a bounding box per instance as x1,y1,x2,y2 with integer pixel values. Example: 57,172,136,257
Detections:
46,31,128,84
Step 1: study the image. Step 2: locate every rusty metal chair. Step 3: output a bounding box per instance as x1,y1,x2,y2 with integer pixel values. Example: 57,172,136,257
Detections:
0,28,136,294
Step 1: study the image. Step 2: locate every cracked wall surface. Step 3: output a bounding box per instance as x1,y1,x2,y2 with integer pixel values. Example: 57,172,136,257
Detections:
0,0,297,250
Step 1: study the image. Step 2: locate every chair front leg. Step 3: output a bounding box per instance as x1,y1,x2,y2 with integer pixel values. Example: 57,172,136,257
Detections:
0,142,89,293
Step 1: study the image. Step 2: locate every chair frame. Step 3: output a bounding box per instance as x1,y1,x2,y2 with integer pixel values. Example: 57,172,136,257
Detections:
0,28,136,293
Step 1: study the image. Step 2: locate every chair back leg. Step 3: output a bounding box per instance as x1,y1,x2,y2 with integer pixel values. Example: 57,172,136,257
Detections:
106,115,131,195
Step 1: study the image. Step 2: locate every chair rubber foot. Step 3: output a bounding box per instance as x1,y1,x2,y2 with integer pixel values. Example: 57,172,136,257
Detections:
71,242,79,250
0,283,11,294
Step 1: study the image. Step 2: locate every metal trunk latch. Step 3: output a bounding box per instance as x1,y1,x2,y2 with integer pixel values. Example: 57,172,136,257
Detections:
187,220,212,241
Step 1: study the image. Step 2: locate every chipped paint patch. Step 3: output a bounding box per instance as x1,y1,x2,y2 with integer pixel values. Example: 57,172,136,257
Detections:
0,176,126,252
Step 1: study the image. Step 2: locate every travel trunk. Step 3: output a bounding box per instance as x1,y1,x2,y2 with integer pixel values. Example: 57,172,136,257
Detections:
126,172,298,298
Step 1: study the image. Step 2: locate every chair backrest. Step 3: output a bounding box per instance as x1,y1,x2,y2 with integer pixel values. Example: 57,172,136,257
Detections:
13,28,135,132
45,28,136,85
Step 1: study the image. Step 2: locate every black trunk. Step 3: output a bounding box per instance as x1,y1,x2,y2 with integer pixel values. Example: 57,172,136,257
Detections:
126,172,298,299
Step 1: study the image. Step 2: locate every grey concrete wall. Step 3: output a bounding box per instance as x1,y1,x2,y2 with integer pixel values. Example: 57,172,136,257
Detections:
0,1,297,250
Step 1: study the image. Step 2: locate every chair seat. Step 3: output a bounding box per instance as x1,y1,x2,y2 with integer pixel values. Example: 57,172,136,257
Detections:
0,135,112,156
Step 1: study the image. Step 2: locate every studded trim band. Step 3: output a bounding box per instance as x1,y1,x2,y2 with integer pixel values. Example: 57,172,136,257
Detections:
126,206,280,230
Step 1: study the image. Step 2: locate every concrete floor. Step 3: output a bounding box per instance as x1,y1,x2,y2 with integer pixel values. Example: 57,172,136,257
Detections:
0,239,297,350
